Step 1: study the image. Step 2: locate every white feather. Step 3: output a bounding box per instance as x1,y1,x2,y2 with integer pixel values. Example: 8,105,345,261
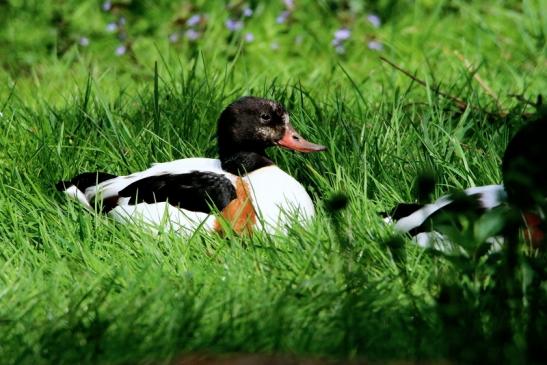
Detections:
109,202,216,235
245,166,315,233
63,185,92,210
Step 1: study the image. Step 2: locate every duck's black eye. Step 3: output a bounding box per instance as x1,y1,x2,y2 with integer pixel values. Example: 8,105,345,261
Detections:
260,113,271,122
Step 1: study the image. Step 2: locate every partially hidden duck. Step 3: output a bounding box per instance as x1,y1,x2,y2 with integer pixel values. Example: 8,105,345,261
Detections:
384,115,547,253
56,96,326,235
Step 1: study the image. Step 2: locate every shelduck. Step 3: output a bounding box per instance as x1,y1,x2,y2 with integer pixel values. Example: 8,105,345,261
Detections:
384,115,546,252
57,96,326,235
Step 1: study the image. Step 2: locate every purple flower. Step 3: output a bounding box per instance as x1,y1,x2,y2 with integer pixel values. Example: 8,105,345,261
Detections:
283,0,295,10
102,1,112,11
185,29,200,41
367,40,383,51
118,16,126,26
79,37,90,47
243,7,253,17
168,32,180,43
106,22,118,32
244,32,254,43
367,14,381,28
225,18,243,31
115,44,126,56
332,28,351,49
276,11,290,24
186,14,201,27
334,28,351,41
270,42,280,50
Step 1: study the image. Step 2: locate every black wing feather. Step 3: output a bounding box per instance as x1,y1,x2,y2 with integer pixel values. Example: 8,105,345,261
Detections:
56,172,118,191
383,203,425,220
408,192,486,236
118,171,236,214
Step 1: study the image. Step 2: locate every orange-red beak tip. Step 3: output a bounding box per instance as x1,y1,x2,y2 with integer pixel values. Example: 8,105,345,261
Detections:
276,125,326,153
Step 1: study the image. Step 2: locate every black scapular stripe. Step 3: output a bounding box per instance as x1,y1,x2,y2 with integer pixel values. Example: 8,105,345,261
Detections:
118,171,237,214
384,203,425,220
56,172,118,192
408,192,487,236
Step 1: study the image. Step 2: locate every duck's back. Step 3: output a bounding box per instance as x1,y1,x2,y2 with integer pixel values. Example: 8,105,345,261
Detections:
87,158,232,200
83,158,235,233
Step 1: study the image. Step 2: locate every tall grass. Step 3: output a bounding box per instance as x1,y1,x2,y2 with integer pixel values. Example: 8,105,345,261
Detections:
0,0,546,364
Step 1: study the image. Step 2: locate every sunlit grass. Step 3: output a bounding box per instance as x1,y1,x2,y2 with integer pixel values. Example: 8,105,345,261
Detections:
0,1,546,364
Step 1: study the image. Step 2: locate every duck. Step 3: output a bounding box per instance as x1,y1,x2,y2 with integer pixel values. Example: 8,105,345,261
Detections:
56,96,326,235
384,115,546,253
383,184,507,253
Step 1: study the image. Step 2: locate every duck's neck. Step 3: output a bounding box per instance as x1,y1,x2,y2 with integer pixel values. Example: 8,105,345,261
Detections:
219,146,273,176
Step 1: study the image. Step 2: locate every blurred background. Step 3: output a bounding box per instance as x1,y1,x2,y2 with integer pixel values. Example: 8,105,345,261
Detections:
1,0,544,104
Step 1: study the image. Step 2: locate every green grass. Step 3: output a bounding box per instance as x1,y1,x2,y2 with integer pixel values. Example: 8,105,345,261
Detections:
1,1,546,364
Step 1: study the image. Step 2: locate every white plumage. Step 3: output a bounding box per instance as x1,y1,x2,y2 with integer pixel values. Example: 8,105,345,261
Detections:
62,158,315,235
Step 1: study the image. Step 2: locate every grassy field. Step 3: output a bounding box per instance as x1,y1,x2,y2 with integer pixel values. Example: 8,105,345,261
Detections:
1,0,546,364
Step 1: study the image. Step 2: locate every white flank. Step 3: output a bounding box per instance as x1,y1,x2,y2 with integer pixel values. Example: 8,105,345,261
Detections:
63,185,93,210
413,232,505,256
245,166,315,233
109,202,216,235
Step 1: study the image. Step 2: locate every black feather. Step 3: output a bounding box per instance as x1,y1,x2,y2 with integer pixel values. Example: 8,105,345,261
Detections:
502,116,547,210
118,171,237,214
408,192,486,236
385,203,425,220
56,172,117,191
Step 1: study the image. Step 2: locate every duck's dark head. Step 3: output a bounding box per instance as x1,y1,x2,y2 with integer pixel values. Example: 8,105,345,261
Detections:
217,96,326,174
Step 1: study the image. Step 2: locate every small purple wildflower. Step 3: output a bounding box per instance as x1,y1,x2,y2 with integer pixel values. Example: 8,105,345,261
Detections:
225,18,243,31
283,0,295,10
186,14,201,27
276,11,290,24
185,29,200,41
270,42,280,50
243,7,253,17
79,37,90,47
367,40,384,51
332,28,351,50
367,14,381,28
334,28,351,41
118,16,126,26
168,32,180,43
244,32,254,43
102,1,112,12
115,44,126,56
106,22,118,32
